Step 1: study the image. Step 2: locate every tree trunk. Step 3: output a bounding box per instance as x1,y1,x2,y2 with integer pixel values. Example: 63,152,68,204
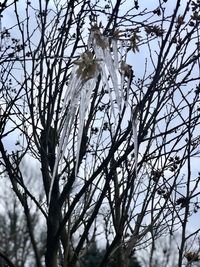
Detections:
45,180,60,267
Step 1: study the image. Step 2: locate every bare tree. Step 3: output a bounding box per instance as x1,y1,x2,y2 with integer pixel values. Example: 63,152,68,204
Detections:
0,0,200,267
0,160,45,267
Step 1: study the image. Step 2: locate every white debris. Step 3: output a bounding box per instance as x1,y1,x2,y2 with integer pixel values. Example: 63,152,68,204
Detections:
48,26,136,204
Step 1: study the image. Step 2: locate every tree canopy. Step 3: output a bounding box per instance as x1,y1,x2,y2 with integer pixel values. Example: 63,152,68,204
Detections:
0,0,200,267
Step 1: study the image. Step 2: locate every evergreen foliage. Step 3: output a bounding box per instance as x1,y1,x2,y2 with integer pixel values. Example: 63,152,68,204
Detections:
80,242,141,267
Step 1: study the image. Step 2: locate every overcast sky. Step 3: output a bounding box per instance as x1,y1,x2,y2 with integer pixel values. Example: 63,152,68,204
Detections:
1,0,200,243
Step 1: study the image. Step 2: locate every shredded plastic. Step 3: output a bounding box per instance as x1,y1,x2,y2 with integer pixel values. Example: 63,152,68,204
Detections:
48,26,136,203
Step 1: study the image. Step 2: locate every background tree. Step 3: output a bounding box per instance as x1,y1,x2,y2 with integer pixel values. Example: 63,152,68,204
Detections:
80,240,141,267
0,160,45,267
0,0,200,267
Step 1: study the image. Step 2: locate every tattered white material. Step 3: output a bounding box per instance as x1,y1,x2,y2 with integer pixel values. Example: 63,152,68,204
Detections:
75,78,97,175
49,69,83,203
104,49,121,111
90,29,122,113
97,54,117,120
132,108,138,177
48,27,137,204
111,39,119,69
49,55,100,203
